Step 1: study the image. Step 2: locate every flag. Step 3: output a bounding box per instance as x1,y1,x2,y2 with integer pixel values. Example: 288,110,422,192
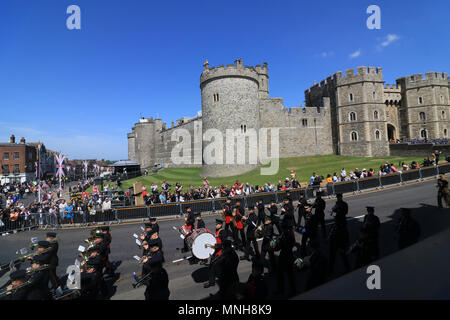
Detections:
83,161,88,173
55,154,66,178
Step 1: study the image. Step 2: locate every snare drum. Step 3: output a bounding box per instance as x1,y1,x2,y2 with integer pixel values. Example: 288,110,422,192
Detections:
185,228,216,260
178,225,191,237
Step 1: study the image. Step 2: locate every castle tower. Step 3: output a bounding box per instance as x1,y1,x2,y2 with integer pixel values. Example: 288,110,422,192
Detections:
255,62,269,98
396,72,450,140
335,66,389,157
128,118,157,169
200,59,261,177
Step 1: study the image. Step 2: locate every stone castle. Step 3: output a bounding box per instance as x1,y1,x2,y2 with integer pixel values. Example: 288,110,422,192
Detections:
127,59,450,177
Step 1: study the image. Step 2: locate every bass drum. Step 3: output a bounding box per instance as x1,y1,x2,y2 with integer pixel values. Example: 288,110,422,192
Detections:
185,228,216,260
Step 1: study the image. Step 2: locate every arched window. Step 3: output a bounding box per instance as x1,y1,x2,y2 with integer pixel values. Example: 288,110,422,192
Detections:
418,96,423,104
240,125,247,134
351,131,358,141
349,93,354,102
442,110,446,119
302,119,308,127
444,129,448,137
375,130,380,140
349,112,357,122
213,93,220,102
419,112,426,121
420,129,427,139
374,110,379,120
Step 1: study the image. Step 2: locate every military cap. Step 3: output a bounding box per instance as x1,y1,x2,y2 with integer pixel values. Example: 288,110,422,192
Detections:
270,199,276,203
148,239,160,248
38,241,50,248
194,212,201,217
101,226,109,231
32,254,47,265
46,232,57,238
87,245,101,253
144,223,152,228
10,269,27,281
284,197,291,201
149,217,157,222
147,228,157,236
247,206,255,211
86,256,102,269
94,233,104,239
336,193,343,197
366,206,375,211
264,215,272,221
215,218,223,225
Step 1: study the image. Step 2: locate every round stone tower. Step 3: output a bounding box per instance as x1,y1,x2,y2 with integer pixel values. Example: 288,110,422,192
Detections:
200,59,261,178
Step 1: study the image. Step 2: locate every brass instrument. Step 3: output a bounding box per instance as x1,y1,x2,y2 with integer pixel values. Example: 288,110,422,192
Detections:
254,228,263,239
84,238,96,248
294,255,311,270
20,247,51,261
0,278,33,298
26,264,50,275
132,272,152,288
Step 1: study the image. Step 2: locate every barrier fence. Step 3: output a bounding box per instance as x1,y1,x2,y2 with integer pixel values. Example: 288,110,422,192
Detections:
1,163,449,233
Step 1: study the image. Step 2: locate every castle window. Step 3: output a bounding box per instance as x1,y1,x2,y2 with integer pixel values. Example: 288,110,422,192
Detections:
442,111,446,119
349,112,357,122
418,96,423,105
445,129,448,137
441,96,444,103
240,125,247,134
420,129,427,139
351,131,358,141
375,130,380,140
213,93,220,102
302,119,308,127
373,91,376,100
349,93,354,102
374,110,379,120
419,112,426,121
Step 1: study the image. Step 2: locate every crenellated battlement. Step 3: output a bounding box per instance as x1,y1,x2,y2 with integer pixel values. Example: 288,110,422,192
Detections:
200,59,267,88
397,72,448,89
384,84,401,90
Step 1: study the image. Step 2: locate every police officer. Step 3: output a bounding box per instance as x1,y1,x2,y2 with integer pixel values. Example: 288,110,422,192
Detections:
312,192,327,238
204,219,226,289
396,208,421,250
241,206,260,261
268,200,281,235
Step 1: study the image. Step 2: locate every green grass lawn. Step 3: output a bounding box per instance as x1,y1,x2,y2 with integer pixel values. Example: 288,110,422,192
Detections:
116,155,425,190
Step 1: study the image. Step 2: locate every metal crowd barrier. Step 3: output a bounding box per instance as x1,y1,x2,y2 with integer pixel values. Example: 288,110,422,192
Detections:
2,164,446,231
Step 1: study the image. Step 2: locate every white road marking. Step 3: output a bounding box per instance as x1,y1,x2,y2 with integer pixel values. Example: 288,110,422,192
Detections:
325,214,365,226
172,256,192,263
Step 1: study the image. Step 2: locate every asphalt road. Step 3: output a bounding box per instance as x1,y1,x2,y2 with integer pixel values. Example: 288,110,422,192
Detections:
1,178,449,300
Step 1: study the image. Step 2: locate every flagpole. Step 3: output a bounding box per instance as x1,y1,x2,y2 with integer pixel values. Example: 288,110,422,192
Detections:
37,144,41,203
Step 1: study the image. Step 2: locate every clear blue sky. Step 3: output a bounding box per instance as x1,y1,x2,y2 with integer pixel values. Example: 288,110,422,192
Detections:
1,0,449,160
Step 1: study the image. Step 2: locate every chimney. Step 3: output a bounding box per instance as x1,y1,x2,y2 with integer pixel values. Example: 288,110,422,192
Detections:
20,137,26,144
9,134,15,144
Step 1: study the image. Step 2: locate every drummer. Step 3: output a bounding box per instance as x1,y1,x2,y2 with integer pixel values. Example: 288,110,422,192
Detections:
194,212,206,229
204,219,227,288
182,207,195,253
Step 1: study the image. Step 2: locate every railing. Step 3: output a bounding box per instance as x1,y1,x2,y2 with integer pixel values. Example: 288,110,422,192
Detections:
1,163,448,233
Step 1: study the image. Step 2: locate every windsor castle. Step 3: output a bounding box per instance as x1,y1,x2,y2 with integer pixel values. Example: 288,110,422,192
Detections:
127,59,450,177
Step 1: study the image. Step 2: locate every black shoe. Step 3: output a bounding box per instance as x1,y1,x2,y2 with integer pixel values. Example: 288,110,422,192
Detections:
204,282,215,288
240,255,250,261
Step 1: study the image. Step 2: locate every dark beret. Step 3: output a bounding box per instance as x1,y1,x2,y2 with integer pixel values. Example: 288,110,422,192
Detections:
148,239,160,248
94,233,104,239
149,217,157,222
46,232,57,238
264,216,272,221
215,219,223,225
32,254,47,264
101,226,109,231
194,212,201,217
87,245,101,253
144,223,152,228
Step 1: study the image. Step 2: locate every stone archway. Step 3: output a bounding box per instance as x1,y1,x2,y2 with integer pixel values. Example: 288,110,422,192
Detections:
387,124,396,142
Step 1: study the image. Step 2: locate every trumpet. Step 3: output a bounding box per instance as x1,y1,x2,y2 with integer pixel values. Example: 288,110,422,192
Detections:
132,272,152,288
84,238,96,248
0,278,33,298
26,264,50,275
20,247,51,261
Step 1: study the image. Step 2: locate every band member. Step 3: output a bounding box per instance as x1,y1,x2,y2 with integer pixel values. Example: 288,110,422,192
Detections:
280,197,295,228
223,198,233,236
241,206,260,261
232,200,246,250
184,206,195,229
92,233,108,275
437,174,450,208
204,219,227,288
141,223,153,242
268,200,281,234
142,239,164,277
312,192,327,238
305,240,328,291
275,222,297,297
80,257,103,300
194,212,206,229
149,217,159,233
259,216,276,273
45,232,59,288
396,208,421,250
245,259,268,300
144,259,170,300
0,270,32,300
328,198,351,275
256,200,266,226
100,226,114,276
300,204,319,257
147,229,164,263
28,254,51,300
296,194,308,231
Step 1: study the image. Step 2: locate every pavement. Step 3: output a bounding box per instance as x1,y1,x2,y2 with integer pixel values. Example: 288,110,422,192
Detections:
0,178,449,300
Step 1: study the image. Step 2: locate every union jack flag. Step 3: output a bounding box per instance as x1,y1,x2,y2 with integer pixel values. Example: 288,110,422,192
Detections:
55,154,66,178
35,161,42,179
83,161,88,173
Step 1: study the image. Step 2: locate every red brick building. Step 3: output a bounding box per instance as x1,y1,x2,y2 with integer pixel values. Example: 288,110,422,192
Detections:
0,135,37,184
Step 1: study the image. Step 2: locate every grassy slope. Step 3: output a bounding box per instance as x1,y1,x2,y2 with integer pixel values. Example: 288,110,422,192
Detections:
119,155,424,189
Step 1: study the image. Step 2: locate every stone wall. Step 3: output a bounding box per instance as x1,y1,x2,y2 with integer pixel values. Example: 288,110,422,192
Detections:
389,143,450,157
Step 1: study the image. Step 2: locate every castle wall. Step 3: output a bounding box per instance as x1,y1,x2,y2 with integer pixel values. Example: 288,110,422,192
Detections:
259,97,333,157
155,118,202,168
127,132,136,163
